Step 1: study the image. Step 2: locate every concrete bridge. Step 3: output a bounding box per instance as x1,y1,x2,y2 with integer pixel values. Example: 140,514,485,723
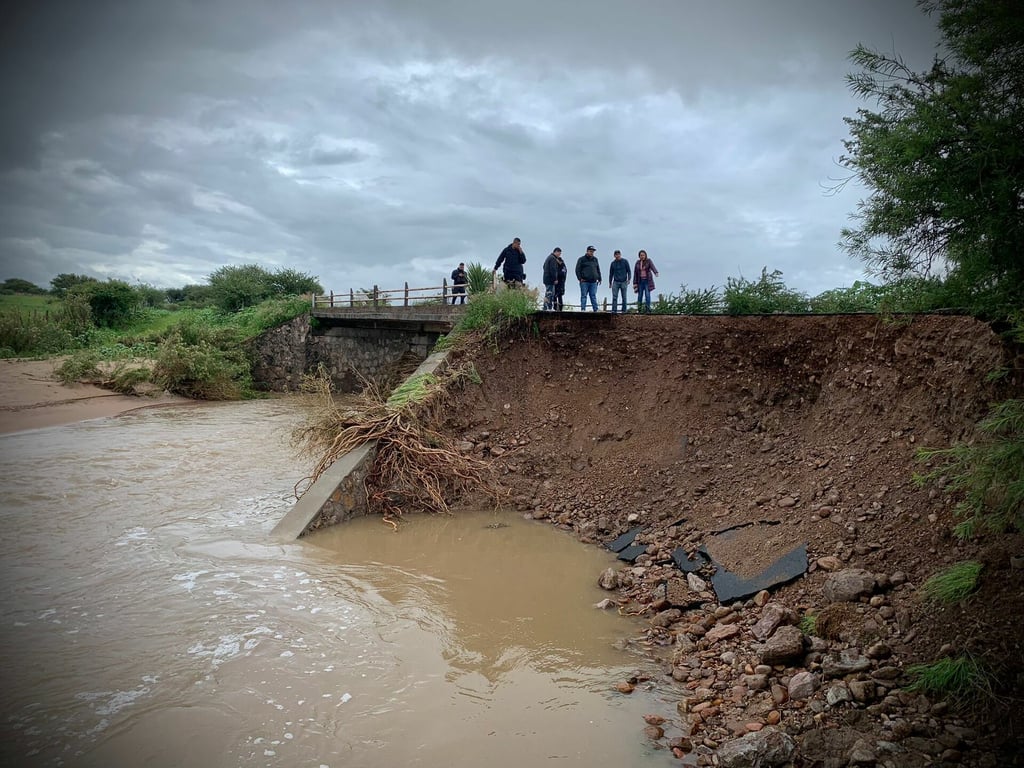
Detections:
253,285,615,394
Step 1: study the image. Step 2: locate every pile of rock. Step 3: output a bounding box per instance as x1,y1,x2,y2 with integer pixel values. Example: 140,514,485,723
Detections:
594,566,986,767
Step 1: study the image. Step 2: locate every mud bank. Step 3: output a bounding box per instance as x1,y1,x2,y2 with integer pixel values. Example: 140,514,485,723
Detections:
440,314,1023,767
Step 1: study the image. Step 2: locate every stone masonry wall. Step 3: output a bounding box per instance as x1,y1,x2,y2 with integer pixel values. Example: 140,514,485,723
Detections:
251,314,442,392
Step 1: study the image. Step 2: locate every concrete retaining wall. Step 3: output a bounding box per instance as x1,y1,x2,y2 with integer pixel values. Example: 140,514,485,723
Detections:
270,350,450,539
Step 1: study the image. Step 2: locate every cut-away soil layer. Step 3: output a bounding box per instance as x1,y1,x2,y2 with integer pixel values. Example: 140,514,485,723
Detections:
439,313,1024,767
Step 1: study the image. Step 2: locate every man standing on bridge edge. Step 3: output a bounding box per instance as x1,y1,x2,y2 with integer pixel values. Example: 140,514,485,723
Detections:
576,245,601,311
494,237,526,287
608,249,631,313
542,247,567,310
450,262,468,304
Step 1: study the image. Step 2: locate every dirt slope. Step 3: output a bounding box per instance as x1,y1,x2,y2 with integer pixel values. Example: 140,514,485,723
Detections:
441,313,1023,767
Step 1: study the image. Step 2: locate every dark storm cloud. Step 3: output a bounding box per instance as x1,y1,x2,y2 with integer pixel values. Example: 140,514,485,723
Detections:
0,0,940,296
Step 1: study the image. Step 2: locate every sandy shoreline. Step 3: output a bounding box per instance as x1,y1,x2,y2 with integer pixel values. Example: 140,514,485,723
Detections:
0,358,191,435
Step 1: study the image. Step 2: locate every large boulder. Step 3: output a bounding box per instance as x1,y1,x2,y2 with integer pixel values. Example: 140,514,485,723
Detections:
822,569,875,602
760,625,805,665
717,727,796,768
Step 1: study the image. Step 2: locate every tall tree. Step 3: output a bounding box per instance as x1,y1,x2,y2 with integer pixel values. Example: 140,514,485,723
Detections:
840,0,1024,317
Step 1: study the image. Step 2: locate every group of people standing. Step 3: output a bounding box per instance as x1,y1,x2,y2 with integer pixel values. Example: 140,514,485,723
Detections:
451,238,660,312
541,244,660,313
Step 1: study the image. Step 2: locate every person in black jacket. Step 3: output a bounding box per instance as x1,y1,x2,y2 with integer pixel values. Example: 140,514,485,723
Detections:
494,237,526,286
450,262,468,305
575,245,602,311
542,248,567,310
607,250,631,313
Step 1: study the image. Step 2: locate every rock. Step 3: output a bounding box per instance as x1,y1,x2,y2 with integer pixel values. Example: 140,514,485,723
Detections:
651,608,682,627
822,649,872,678
716,727,795,768
823,568,876,602
848,738,877,765
706,623,742,643
753,589,771,606
643,724,665,740
788,671,818,700
687,572,709,592
825,682,853,707
816,555,843,571
866,641,892,659
615,681,635,694
742,674,769,691
751,603,793,641
848,679,876,702
667,578,702,608
593,598,616,609
598,567,618,590
760,625,804,665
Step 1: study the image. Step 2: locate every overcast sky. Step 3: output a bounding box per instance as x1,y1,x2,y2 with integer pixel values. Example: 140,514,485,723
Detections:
0,1,941,300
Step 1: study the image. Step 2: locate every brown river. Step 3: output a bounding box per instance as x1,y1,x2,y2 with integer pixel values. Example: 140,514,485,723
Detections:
0,400,675,767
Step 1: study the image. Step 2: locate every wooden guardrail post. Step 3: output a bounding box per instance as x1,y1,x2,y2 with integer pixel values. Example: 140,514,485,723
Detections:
443,278,449,305
373,285,379,308
404,282,409,307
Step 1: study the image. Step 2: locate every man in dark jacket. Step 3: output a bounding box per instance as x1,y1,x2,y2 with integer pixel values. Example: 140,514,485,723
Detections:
494,237,526,286
575,245,602,311
607,250,631,313
542,248,567,310
450,262,468,305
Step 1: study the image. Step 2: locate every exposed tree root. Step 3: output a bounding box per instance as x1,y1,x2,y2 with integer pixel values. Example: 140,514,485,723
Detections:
291,363,499,522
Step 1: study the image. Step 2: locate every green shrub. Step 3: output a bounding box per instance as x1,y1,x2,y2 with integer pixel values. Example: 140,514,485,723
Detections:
54,350,103,383
270,267,322,296
465,262,493,297
70,280,142,328
810,281,888,313
208,264,276,312
232,296,309,338
208,265,324,312
50,273,98,298
654,285,722,314
917,399,1024,539
906,655,995,704
1,278,47,294
921,561,983,604
152,334,251,400
109,363,153,394
0,309,78,357
723,268,809,315
874,277,952,314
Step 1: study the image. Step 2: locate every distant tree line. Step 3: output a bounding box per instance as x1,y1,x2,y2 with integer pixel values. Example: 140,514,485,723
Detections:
1,264,323,322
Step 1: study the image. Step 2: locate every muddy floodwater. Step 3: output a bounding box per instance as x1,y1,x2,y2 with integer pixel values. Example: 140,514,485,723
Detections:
0,400,673,767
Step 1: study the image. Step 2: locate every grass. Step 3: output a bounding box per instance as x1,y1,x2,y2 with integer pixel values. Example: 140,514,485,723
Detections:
921,561,983,604
799,613,817,636
906,654,996,704
386,373,438,409
917,398,1024,540
0,293,59,312
443,288,540,353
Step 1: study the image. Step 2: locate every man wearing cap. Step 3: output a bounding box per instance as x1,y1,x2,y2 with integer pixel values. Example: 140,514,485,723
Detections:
450,262,468,305
575,245,602,311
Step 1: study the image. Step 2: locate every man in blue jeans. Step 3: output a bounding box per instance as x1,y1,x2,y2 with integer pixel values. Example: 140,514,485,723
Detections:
607,250,631,313
575,245,602,311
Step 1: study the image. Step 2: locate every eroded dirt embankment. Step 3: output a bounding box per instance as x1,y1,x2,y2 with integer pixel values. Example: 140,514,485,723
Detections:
441,314,1023,767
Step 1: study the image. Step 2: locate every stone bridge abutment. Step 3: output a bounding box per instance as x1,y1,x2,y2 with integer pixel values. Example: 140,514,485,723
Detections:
251,310,456,392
